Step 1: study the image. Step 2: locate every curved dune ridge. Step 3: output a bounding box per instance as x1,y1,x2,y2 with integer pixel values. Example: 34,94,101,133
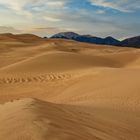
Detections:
0,37,140,140
0,51,125,73
0,33,43,42
0,98,140,140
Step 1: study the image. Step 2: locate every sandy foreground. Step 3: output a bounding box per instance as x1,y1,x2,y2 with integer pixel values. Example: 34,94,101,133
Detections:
0,35,140,140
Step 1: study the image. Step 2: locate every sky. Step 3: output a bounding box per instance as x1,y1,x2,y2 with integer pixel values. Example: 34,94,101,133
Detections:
0,0,139,40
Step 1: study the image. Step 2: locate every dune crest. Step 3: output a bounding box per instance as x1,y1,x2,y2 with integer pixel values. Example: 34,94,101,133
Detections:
1,98,140,140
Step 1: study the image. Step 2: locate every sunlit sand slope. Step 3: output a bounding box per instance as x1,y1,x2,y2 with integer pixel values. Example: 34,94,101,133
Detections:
0,98,140,140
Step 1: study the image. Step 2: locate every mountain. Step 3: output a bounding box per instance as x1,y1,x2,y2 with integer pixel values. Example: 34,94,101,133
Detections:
103,36,120,45
51,32,80,40
75,35,104,44
51,32,121,46
121,36,140,48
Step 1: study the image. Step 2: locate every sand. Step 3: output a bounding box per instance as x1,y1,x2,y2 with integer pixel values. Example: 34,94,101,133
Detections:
0,34,140,140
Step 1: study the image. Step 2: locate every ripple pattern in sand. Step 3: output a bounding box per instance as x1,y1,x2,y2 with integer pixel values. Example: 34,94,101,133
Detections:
0,73,72,84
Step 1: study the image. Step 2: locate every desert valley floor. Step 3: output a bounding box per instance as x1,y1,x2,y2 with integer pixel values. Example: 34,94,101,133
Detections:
0,34,140,140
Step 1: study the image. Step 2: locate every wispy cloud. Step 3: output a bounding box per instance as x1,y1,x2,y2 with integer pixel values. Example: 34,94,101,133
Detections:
0,0,68,10
21,26,79,37
89,0,140,12
0,26,21,33
43,16,62,22
0,0,69,19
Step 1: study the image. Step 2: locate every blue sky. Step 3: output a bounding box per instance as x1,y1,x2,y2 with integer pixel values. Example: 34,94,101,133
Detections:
0,0,139,40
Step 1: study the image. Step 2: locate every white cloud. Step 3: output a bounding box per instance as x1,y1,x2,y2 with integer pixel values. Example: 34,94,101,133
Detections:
43,16,62,22
0,0,68,11
0,0,69,23
89,0,140,12
0,0,29,11
45,1,66,7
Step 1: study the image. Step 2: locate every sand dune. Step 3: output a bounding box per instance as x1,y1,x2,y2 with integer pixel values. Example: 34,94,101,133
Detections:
0,98,140,140
0,51,126,73
0,37,140,139
0,33,43,42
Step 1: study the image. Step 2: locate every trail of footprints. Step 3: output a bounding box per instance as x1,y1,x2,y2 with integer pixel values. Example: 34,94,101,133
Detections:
0,73,72,84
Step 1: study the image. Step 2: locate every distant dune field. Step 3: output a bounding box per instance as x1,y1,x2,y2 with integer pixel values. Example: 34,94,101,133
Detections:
0,34,140,140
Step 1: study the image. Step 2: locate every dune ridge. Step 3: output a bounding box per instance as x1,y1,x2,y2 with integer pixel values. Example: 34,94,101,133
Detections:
0,98,140,140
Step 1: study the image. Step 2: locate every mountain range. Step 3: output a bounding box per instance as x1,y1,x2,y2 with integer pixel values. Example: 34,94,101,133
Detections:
0,32,139,48
50,32,140,48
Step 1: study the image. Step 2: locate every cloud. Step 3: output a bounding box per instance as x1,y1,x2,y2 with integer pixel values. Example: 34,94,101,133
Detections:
89,0,140,12
0,0,71,24
23,27,77,37
0,0,68,11
0,0,29,11
44,1,67,7
24,27,61,37
43,16,62,22
0,26,21,33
